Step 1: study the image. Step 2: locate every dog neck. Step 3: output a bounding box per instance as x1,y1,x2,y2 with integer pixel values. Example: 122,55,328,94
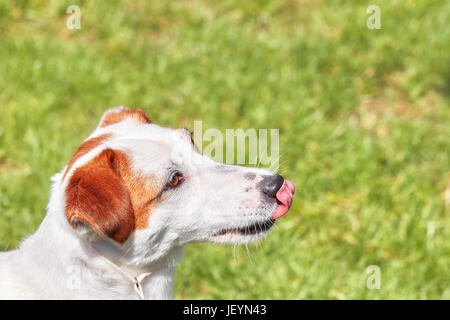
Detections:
18,207,184,300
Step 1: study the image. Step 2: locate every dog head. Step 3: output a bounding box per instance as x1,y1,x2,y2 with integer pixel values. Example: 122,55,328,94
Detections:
61,107,295,263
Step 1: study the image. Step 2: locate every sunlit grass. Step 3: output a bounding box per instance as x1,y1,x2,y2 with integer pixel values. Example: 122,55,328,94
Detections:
0,0,449,299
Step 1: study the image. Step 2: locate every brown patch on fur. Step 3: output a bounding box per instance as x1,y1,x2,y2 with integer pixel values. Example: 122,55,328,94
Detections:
63,133,112,180
114,151,160,230
99,108,151,128
65,149,135,243
65,147,160,242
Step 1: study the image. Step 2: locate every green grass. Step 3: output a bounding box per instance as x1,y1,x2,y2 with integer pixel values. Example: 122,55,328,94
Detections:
0,0,449,299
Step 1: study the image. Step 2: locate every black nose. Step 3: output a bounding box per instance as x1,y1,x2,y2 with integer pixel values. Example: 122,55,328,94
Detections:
261,174,284,198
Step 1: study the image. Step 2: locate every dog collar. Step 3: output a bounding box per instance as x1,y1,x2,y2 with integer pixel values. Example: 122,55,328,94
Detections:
86,242,151,300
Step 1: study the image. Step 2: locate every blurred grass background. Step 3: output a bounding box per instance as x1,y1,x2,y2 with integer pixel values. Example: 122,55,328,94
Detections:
0,0,449,299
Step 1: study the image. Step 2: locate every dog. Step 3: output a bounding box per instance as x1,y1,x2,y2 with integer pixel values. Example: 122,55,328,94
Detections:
0,107,295,299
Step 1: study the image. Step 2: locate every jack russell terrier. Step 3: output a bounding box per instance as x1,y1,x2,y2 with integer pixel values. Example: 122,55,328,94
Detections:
0,107,295,299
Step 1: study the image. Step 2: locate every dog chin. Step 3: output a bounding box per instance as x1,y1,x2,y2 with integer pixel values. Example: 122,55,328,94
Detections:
209,232,269,244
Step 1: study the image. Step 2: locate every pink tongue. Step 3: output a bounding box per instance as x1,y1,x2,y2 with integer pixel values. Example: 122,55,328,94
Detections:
272,180,295,219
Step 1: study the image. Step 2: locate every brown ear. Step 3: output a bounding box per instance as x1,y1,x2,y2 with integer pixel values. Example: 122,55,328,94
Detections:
65,149,135,243
98,107,151,128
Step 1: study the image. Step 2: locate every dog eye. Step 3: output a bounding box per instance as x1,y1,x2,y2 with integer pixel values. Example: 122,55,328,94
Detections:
167,172,183,188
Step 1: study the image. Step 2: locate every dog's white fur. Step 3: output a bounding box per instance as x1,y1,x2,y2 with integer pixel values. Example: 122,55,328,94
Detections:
0,107,291,299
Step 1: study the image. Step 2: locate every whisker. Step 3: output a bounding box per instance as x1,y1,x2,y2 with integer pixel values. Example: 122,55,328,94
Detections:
268,152,286,173
256,148,263,168
245,243,254,265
